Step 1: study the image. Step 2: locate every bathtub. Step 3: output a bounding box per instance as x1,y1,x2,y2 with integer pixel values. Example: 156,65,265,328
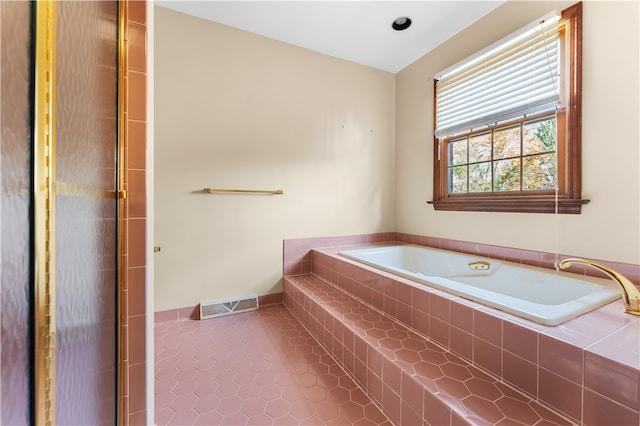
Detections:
339,245,620,326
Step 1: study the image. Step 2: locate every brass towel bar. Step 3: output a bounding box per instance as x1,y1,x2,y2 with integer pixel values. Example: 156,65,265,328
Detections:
203,188,283,195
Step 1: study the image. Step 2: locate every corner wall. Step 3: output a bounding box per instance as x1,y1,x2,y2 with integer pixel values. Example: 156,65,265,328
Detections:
395,1,640,265
154,7,396,311
121,1,149,423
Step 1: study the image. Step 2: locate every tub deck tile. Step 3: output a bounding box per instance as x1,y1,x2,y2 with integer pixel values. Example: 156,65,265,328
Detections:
285,273,573,426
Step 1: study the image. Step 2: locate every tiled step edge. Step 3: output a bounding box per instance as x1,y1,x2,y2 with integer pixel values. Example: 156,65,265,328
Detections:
284,274,572,426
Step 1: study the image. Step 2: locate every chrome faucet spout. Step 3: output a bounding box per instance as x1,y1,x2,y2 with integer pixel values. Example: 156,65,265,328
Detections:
559,258,640,316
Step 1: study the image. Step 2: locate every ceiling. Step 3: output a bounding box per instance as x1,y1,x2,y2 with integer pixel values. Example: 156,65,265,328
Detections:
156,1,505,73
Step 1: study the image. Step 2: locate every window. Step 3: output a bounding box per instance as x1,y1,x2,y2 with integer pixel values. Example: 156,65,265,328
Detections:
430,3,586,213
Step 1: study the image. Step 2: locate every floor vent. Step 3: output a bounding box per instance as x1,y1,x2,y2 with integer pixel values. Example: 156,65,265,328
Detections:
200,294,259,320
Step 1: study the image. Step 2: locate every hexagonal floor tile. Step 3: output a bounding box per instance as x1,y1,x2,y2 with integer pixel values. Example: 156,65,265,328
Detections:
155,304,391,425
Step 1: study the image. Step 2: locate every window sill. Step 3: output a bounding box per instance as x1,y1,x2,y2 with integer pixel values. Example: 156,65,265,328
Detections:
427,197,590,214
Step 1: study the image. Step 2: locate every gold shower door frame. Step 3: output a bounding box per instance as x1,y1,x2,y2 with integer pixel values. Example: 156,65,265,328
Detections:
32,1,127,424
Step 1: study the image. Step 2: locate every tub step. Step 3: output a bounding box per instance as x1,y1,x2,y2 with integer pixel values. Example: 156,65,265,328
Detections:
284,274,572,426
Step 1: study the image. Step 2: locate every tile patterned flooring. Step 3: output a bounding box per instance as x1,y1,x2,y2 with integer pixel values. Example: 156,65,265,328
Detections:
154,304,392,425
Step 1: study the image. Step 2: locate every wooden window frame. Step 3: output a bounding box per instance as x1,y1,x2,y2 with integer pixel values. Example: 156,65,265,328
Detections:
429,2,588,214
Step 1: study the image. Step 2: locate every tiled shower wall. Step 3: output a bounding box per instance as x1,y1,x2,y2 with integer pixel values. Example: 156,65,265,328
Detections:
122,1,148,424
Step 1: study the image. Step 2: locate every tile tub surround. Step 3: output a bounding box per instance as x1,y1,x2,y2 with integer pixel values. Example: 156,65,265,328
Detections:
285,274,574,425
284,232,640,290
283,232,396,277
306,246,640,425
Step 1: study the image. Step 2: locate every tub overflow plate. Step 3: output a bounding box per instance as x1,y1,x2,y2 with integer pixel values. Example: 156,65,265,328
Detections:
468,261,490,270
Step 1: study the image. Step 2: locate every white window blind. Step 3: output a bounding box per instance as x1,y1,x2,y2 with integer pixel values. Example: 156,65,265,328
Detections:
435,13,560,139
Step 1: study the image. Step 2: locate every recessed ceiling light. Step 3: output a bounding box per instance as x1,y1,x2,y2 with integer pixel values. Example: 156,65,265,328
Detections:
392,16,412,31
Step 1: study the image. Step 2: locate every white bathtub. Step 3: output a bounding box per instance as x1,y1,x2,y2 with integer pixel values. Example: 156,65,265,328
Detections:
339,245,620,326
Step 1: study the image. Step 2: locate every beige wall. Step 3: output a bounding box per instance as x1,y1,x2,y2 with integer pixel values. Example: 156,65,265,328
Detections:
154,7,396,311
396,1,640,264
156,1,639,311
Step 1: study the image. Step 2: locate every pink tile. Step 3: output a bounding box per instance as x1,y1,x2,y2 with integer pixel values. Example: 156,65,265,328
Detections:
264,398,291,418
482,244,512,261
155,309,178,323
435,376,471,401
460,395,504,424
383,279,398,298
367,369,383,406
129,315,147,365
171,379,198,396
354,358,367,389
473,337,501,377
582,388,639,426
473,310,502,347
569,301,637,336
430,293,450,322
382,385,401,425
128,409,146,426
502,351,537,397
170,393,198,413
383,295,398,318
401,372,423,415
539,334,582,383
128,267,146,316
354,335,368,364
367,346,383,377
424,390,451,426
194,411,224,425
587,321,640,369
258,293,283,306
397,283,412,305
430,317,450,348
193,394,222,415
371,289,384,311
220,412,249,425
538,368,581,422
412,286,430,314
519,249,542,267
314,399,339,421
464,376,501,401
584,351,639,410
355,282,374,305
192,381,218,400
168,409,198,426
397,301,412,327
450,300,474,332
382,358,402,395
451,410,468,426
155,304,390,425
412,308,430,337
401,401,422,426
450,326,473,362
495,396,543,425
450,240,466,254
155,390,177,409
503,320,538,363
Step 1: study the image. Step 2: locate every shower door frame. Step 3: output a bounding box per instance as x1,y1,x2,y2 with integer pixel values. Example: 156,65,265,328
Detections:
32,1,128,424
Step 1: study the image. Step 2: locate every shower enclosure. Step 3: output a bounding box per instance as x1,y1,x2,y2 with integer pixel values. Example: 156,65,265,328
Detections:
1,1,121,423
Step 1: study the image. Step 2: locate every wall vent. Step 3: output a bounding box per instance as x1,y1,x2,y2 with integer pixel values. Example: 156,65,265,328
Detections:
199,294,259,320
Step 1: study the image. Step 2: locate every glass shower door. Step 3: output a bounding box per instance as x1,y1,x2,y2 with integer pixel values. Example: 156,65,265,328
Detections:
1,2,120,423
55,1,118,424
1,1,34,424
